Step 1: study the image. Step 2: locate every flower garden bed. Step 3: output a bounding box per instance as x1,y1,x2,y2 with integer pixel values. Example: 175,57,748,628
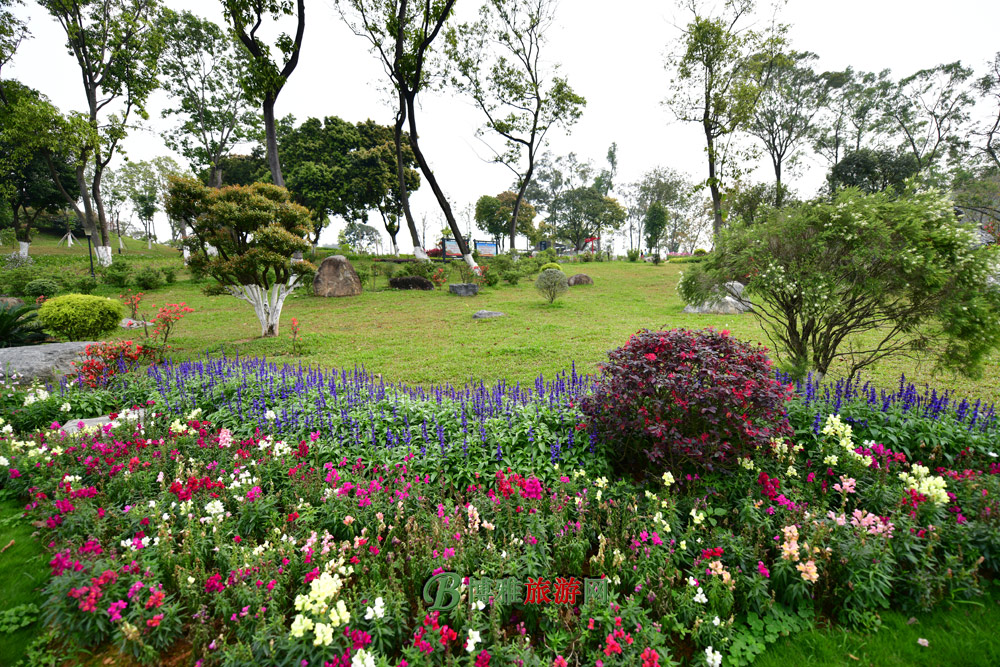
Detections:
1,342,999,666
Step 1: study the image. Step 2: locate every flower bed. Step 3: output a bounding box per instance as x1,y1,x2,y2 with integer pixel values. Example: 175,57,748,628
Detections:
2,371,1000,665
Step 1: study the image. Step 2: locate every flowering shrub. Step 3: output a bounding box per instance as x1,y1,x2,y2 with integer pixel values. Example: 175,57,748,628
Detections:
148,302,193,347
120,290,144,320
581,328,794,478
73,340,155,389
37,294,124,341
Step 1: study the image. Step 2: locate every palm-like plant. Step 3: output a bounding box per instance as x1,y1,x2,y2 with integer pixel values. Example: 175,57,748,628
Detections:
0,304,48,347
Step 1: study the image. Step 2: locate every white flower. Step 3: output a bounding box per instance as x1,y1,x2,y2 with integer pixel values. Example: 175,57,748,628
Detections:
351,649,376,667
694,587,708,604
60,402,71,412
313,621,334,646
0,456,8,467
662,471,675,486
687,576,699,587
204,500,225,516
264,409,277,421
466,628,482,653
706,645,722,667
364,597,385,620
712,616,721,626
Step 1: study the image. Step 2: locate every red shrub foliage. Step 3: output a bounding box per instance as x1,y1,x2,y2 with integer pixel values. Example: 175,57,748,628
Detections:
580,328,794,477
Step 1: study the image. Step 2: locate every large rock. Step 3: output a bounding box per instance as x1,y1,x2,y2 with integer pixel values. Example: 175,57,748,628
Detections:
473,310,504,319
0,296,25,309
313,255,362,297
0,341,95,385
683,281,751,315
567,273,593,286
389,275,434,291
449,283,479,297
120,318,153,330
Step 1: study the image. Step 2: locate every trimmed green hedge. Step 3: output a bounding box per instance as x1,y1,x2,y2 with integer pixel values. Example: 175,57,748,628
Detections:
38,294,123,341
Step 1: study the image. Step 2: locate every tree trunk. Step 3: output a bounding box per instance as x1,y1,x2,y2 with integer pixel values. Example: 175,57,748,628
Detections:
509,163,534,252
773,158,783,207
706,132,724,238
18,241,30,258
228,279,299,338
263,95,284,187
393,96,424,259
91,159,112,252
404,94,478,272
76,166,98,238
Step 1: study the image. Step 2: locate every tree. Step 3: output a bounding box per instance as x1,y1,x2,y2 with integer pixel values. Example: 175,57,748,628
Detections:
643,202,667,253
474,191,536,250
118,157,185,248
552,186,625,251
888,61,975,176
974,52,1000,170
828,148,920,194
628,167,696,252
0,81,93,254
812,68,895,170
748,51,824,205
679,187,1000,381
222,0,305,188
338,0,478,269
279,116,420,250
39,0,166,265
160,10,260,188
167,178,314,337
723,180,789,226
208,153,269,187
446,0,585,251
665,0,785,238
0,0,30,102
340,220,381,253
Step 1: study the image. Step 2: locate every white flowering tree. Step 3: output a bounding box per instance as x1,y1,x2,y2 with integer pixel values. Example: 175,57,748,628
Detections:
167,177,315,337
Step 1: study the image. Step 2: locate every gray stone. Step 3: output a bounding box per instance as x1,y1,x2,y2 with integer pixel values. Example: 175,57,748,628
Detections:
974,227,996,248
120,317,153,330
0,341,96,384
0,296,25,309
567,273,593,286
449,283,479,297
313,255,362,297
683,281,751,315
473,310,504,319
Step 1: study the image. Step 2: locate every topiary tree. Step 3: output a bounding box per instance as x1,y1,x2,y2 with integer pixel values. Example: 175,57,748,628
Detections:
535,268,567,304
167,177,314,337
680,187,1000,381
580,328,793,478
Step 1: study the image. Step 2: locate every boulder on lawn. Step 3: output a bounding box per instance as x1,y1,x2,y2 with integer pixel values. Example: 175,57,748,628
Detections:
682,281,751,315
567,273,593,286
0,341,95,384
389,275,434,290
313,255,362,297
449,283,479,297
120,318,153,330
0,296,25,309
473,310,504,319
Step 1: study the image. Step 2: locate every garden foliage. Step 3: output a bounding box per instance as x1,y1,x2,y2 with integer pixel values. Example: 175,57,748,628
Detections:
38,295,124,341
581,328,794,477
535,268,568,304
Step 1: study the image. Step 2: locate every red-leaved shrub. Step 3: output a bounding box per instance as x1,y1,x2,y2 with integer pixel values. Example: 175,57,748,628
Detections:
580,328,793,477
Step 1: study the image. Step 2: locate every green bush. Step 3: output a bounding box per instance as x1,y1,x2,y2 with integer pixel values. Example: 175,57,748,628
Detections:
581,252,594,263
627,248,641,262
400,261,435,280
71,275,98,294
668,255,706,264
502,270,520,286
37,294,124,341
483,270,500,287
693,248,708,256
101,256,133,288
651,254,661,265
24,278,61,299
0,265,47,296
535,268,568,304
162,266,178,284
134,267,164,291
540,262,562,272
201,282,229,297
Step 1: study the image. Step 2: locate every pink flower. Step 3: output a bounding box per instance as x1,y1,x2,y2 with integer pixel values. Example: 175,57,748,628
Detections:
757,561,770,578
644,353,657,362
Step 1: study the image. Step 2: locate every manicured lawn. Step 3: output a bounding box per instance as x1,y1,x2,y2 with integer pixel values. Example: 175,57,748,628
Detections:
755,588,1000,667
85,257,1000,399
0,497,50,666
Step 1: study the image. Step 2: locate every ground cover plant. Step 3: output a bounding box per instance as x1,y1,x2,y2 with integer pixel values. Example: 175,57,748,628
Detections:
2,328,1000,665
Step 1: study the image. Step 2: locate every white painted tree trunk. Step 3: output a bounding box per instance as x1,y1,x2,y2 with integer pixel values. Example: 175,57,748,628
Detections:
206,245,218,257
414,247,429,261
95,245,112,267
227,276,301,338
291,251,303,264
182,247,190,261
463,253,482,275
147,237,152,250
18,242,30,258
391,239,399,256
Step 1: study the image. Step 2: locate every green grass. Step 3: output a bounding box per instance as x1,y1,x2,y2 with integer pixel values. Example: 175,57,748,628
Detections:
12,231,179,260
755,590,1000,666
0,497,50,666
80,256,1000,399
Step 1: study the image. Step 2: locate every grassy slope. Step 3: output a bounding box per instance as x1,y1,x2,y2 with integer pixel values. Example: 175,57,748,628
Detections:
0,498,50,665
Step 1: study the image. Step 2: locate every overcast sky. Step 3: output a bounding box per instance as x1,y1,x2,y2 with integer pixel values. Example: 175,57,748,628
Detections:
8,0,1000,251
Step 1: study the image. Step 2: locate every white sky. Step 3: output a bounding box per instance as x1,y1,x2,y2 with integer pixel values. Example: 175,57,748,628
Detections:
8,0,1000,251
